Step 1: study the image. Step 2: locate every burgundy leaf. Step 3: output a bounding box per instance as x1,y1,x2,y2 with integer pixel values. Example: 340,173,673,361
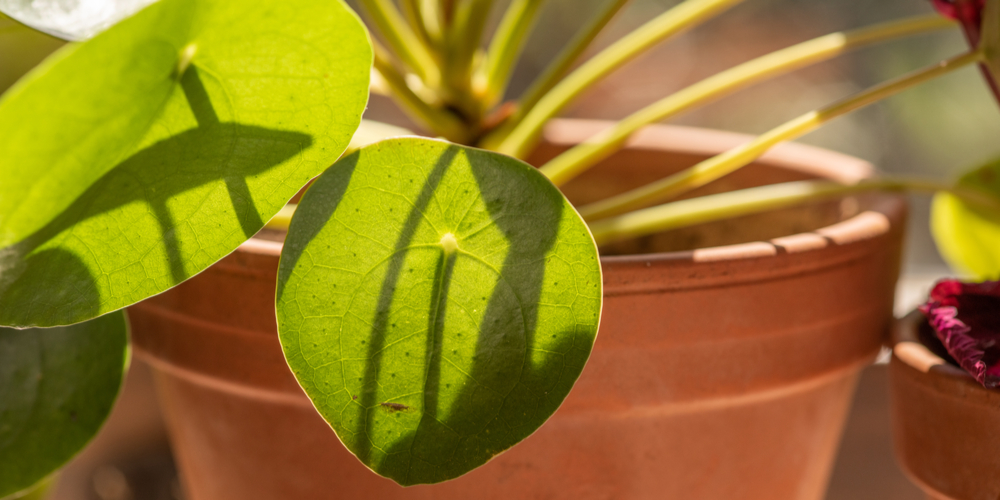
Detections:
920,279,1000,388
931,0,986,44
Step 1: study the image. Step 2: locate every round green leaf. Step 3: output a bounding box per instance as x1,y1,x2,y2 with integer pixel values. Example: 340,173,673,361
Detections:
276,138,602,485
0,0,371,327
0,311,129,497
932,157,1000,279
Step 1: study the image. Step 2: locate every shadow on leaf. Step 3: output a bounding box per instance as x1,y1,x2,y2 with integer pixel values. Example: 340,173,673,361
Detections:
353,146,459,468
0,67,311,326
372,148,585,485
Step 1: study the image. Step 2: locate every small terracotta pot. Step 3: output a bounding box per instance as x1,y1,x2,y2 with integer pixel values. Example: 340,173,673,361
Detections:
889,311,1000,500
130,120,905,500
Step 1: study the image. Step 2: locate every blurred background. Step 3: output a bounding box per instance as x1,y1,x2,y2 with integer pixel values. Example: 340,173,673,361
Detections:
3,0,998,498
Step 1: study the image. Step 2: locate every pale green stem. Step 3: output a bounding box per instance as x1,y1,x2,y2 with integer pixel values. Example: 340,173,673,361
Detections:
442,0,456,25
482,0,548,108
588,177,998,246
401,0,435,53
479,0,629,148
372,42,470,143
493,0,744,158
540,15,955,186
444,0,493,89
579,50,984,221
267,204,297,231
357,0,440,87
419,0,445,47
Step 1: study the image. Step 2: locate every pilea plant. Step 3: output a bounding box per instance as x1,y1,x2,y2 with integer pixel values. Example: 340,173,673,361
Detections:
1,0,1000,495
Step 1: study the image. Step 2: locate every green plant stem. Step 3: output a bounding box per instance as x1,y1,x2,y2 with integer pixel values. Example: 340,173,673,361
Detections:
357,0,440,86
418,0,445,47
401,0,435,52
579,50,984,221
372,42,469,142
442,0,494,111
491,0,744,158
268,203,297,231
588,177,998,246
479,0,629,147
442,0,457,25
539,15,955,186
482,0,548,108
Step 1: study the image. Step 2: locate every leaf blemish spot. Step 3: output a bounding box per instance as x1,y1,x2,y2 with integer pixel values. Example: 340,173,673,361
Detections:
380,402,410,413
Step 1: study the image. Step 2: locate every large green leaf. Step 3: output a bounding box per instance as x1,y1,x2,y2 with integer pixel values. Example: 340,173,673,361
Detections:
0,0,371,327
276,138,602,485
932,157,1000,279
0,311,128,497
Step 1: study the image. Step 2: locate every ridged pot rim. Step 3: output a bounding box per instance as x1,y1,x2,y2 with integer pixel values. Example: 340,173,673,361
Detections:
239,119,902,284
892,310,977,382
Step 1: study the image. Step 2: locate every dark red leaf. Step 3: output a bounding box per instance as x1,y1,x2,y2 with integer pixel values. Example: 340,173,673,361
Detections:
920,279,1000,388
931,0,986,44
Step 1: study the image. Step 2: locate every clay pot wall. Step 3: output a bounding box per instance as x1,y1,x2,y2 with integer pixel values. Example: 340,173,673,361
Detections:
130,120,905,500
890,312,1000,500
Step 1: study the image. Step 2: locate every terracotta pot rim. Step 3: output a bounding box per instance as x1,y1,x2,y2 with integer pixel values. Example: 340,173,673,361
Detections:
891,310,974,381
242,121,897,267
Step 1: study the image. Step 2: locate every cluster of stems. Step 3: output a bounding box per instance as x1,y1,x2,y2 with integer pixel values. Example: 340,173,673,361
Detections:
271,0,994,246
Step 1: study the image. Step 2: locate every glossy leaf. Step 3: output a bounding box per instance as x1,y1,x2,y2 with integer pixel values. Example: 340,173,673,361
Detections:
0,0,371,327
0,311,128,497
276,138,602,485
931,158,1000,279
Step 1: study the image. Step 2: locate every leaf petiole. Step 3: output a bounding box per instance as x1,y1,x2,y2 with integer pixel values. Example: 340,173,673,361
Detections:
538,14,956,186
578,49,985,221
372,41,470,142
481,0,548,108
357,0,440,87
479,0,629,148
492,0,744,158
588,177,1000,246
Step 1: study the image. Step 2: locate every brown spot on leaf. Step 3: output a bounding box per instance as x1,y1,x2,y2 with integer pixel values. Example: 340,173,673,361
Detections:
379,402,410,413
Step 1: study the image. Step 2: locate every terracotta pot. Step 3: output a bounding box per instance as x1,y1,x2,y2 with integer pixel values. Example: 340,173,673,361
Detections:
889,311,1000,500
129,119,905,500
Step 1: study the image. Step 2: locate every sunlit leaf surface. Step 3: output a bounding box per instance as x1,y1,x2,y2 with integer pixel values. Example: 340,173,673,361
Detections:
0,0,370,327
277,138,602,485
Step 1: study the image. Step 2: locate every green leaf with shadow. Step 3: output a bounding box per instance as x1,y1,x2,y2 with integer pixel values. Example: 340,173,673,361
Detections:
932,157,1000,279
0,0,370,327
0,311,128,498
276,138,603,485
